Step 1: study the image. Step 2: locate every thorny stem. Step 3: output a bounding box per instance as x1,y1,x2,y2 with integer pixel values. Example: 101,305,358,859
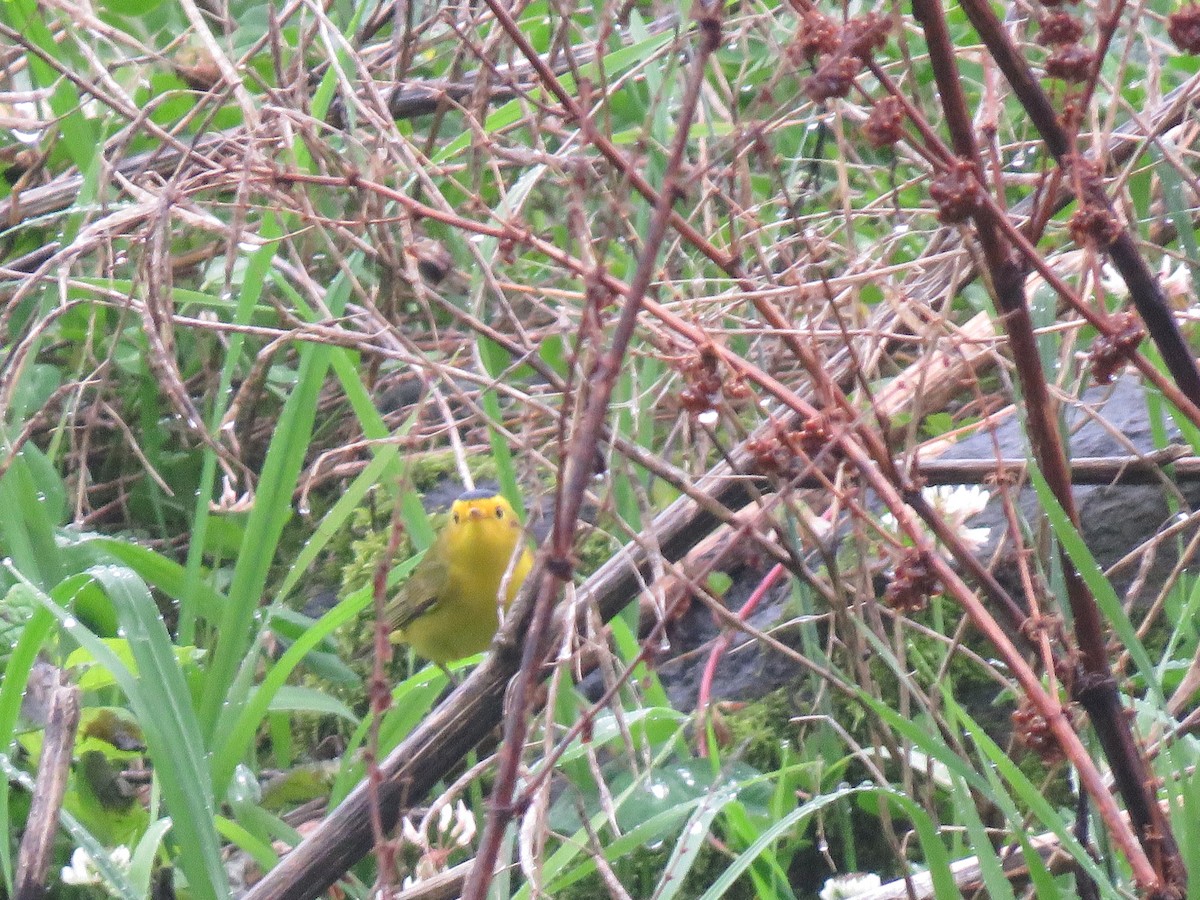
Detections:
277,159,1154,659
284,164,1053,653
15,1,1200,896
957,0,1200,412
234,234,1149,899
459,4,727,898
913,0,1182,891
854,40,1200,432
623,272,1158,883
365,498,406,894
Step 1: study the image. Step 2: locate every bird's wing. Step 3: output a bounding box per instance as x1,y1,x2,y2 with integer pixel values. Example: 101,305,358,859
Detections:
385,546,450,632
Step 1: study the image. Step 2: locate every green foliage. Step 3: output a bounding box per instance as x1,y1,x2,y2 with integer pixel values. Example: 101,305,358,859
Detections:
721,689,798,774
0,586,37,673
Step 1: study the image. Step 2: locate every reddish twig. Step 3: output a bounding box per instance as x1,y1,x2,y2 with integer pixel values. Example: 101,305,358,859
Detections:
458,4,728,898
910,0,1181,889
366,493,406,893
696,561,786,756
956,0,1200,411
222,31,1180,894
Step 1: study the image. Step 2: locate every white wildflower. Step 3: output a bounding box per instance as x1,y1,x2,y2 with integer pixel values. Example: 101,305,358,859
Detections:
401,816,424,847
61,848,100,886
957,525,992,552
881,484,990,550
437,802,454,836
401,801,474,885
61,845,132,895
450,800,476,847
820,872,883,899
926,484,988,520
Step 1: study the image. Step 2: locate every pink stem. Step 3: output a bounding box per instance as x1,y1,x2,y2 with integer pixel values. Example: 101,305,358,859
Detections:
697,561,787,756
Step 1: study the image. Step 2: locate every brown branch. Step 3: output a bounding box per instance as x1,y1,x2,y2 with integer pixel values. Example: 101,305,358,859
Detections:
459,2,725,896
14,681,80,900
912,0,1182,889
238,283,1173,900
957,0,1200,411
913,449,1198,485
0,28,654,229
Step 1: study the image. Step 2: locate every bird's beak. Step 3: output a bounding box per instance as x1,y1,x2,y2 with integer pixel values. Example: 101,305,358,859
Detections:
468,505,485,520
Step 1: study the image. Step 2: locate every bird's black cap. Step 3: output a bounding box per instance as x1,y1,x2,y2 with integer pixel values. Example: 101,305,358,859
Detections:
458,487,501,501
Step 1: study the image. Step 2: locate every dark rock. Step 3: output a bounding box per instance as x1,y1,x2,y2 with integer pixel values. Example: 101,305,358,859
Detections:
654,559,800,711
937,375,1200,603
649,376,1199,712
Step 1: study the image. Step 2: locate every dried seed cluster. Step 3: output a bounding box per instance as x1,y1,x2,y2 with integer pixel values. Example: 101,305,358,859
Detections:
791,8,840,60
929,159,982,224
882,548,940,613
1045,43,1095,82
792,10,892,103
1033,0,1093,84
1169,5,1200,53
745,431,798,476
805,56,863,103
863,96,905,148
1037,12,1084,45
678,344,725,420
1068,202,1122,249
746,415,842,478
1012,702,1065,765
843,12,891,58
1089,311,1145,384
677,344,749,422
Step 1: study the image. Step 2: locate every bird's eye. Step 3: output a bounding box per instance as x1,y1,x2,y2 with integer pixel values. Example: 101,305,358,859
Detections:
495,507,504,518
453,513,460,523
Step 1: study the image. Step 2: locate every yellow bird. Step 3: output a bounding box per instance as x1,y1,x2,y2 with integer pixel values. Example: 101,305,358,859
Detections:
384,488,534,665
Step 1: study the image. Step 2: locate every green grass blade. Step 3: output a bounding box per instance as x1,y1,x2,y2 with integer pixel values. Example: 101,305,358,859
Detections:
211,584,376,792
940,690,1114,895
0,601,54,894
80,537,226,621
198,270,352,744
951,775,1016,900
17,566,228,900
272,441,400,606
0,452,65,590
652,784,737,900
1027,459,1164,704
178,220,284,646
695,786,955,900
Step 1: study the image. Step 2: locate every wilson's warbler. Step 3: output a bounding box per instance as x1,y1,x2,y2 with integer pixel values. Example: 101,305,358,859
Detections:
384,489,534,665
